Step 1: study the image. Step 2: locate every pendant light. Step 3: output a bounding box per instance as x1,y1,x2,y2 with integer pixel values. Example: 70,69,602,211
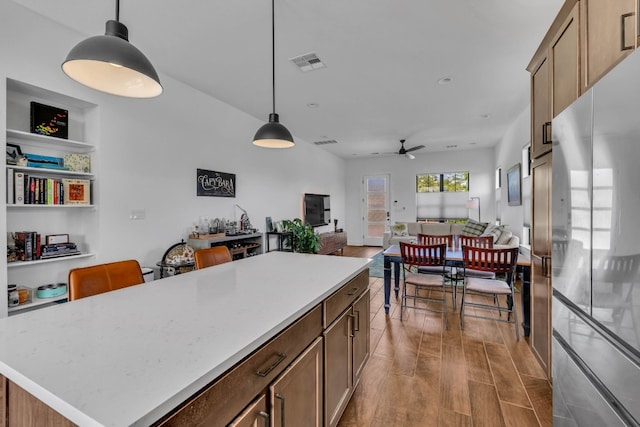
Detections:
252,0,295,148
62,0,162,98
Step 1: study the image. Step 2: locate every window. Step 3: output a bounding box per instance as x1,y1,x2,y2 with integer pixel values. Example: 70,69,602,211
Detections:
416,171,469,221
522,144,531,178
495,167,502,189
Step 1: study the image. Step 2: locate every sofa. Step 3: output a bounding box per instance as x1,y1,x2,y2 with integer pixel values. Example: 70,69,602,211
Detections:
383,220,519,249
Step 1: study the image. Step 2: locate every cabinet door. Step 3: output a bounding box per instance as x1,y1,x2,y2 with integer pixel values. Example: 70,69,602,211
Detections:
352,289,370,385
531,55,551,159
324,309,353,427
551,2,580,118
582,0,636,89
228,394,269,427
270,337,323,427
531,153,552,379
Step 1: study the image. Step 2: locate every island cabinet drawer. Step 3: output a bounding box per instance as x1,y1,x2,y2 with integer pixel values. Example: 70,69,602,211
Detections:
154,304,322,427
324,269,369,328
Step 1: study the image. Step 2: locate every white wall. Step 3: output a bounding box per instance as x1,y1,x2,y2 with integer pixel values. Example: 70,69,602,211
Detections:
344,148,495,245
1,1,345,300
494,106,531,243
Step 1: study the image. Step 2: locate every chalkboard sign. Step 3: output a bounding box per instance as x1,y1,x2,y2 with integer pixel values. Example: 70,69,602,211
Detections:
197,169,236,197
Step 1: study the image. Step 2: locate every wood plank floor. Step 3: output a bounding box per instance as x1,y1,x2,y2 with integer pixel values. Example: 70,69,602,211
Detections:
338,246,552,427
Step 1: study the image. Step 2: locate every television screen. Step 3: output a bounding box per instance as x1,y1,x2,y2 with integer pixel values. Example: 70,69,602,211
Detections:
304,193,330,227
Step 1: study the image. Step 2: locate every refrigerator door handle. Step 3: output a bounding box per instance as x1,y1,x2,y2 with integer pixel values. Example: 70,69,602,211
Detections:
542,255,552,278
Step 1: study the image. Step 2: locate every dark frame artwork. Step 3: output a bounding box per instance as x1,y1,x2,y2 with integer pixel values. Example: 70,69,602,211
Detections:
6,143,22,164
507,163,522,206
196,168,236,198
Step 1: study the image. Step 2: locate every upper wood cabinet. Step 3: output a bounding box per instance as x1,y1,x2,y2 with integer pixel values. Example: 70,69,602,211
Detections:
531,55,552,159
551,3,581,118
529,1,580,159
581,0,637,89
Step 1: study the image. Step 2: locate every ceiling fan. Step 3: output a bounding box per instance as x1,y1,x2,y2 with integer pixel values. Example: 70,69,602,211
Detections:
396,139,425,159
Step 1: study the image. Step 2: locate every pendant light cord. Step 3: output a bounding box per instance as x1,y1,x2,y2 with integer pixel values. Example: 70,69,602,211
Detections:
116,0,120,21
271,0,276,114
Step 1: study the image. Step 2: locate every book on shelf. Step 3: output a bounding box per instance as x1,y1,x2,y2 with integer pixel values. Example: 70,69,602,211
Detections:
7,168,14,203
12,231,41,261
13,170,25,204
8,172,88,206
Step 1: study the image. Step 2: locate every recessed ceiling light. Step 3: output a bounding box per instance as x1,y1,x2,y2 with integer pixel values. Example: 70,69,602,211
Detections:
306,102,319,108
438,77,453,85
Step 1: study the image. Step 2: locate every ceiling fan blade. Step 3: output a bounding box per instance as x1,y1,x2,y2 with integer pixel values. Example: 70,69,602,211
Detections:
405,144,425,153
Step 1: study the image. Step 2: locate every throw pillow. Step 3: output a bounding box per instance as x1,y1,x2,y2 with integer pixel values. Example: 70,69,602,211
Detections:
481,224,503,243
391,223,409,236
496,230,513,245
461,219,488,236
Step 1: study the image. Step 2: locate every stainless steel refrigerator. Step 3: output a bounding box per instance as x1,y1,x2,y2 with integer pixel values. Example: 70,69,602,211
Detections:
552,49,640,426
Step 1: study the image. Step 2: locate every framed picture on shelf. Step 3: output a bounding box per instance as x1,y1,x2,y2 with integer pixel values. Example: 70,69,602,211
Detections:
507,163,522,206
6,143,22,165
30,101,68,139
62,179,91,205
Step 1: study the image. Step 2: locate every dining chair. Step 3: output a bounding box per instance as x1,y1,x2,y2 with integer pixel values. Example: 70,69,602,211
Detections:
194,246,232,269
457,235,496,279
417,234,458,307
460,246,520,339
400,242,448,327
69,259,145,301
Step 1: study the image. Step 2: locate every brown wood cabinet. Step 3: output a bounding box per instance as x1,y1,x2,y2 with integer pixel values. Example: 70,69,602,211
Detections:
228,394,268,427
270,337,323,427
324,288,370,427
531,153,552,379
550,2,581,118
531,54,551,159
318,231,348,255
1,377,75,427
581,0,637,89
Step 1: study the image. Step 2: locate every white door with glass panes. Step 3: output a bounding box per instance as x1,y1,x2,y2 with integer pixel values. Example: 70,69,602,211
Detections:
363,175,389,246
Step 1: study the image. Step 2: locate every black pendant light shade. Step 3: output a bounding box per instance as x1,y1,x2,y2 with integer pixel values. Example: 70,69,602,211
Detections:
252,0,294,148
62,6,162,98
253,113,294,148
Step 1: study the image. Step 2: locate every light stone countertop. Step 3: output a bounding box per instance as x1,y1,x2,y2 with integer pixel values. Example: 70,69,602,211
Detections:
0,252,371,426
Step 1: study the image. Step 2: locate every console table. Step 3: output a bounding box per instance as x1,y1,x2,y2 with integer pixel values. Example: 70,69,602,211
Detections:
318,231,347,255
187,232,263,260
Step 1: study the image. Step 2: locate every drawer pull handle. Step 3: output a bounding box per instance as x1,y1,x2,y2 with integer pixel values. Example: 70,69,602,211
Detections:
259,411,269,427
275,393,286,427
256,352,287,377
347,287,360,295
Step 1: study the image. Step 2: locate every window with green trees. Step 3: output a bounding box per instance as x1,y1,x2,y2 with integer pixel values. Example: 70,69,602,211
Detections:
416,171,470,221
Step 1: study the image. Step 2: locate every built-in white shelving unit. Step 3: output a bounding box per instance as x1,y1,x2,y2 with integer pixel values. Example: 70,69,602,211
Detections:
4,78,99,317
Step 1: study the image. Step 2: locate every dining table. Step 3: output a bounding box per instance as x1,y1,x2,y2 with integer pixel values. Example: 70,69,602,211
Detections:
382,243,532,336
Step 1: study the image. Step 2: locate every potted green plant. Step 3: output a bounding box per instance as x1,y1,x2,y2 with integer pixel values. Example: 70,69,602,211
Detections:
282,218,321,254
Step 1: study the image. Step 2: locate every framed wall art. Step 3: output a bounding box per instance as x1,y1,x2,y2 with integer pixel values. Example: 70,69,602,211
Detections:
507,163,521,206
196,169,236,198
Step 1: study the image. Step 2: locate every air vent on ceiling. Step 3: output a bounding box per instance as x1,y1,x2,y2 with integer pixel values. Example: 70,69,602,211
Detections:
314,139,338,145
290,52,326,72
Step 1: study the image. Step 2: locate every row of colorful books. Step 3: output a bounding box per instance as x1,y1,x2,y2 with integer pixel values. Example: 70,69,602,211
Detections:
8,231,80,262
6,168,91,205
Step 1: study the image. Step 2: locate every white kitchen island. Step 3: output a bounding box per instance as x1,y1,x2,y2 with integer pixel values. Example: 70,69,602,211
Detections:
0,252,371,427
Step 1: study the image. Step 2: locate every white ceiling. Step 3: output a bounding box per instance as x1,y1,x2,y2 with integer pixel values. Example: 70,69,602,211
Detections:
12,0,562,158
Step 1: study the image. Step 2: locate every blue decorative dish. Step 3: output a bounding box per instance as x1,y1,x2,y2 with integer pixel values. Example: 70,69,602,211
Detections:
36,283,67,299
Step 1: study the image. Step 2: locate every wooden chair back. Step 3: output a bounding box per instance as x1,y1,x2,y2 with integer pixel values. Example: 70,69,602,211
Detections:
69,259,144,301
400,242,447,270
417,234,454,250
194,246,232,269
459,235,493,249
462,246,518,275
